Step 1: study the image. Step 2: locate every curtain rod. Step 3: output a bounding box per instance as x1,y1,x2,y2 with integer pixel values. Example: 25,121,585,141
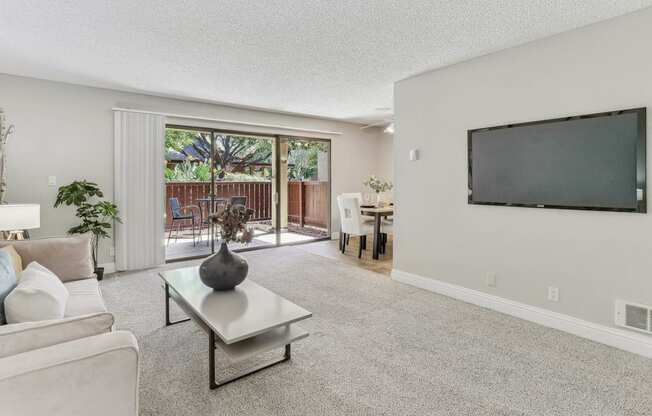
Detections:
112,107,343,136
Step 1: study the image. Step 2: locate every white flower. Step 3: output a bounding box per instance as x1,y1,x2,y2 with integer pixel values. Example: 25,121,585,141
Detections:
364,175,393,193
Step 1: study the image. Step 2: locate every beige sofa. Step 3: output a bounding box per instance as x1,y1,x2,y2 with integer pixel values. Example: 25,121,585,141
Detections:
0,235,139,416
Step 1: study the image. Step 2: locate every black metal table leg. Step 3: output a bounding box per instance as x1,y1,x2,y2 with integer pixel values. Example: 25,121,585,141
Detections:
165,283,191,326
372,213,381,260
165,282,295,390
209,331,217,389
208,332,293,390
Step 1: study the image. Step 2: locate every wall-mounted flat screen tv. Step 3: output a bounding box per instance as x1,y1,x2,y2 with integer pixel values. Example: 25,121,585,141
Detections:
468,108,646,213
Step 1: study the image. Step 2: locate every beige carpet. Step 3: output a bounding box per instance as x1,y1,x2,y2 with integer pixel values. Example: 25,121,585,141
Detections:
101,246,652,416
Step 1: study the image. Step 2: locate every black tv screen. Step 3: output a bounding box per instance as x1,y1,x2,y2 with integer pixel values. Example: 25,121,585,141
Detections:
468,108,646,213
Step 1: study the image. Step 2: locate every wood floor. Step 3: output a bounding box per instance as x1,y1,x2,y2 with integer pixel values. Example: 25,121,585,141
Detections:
297,234,393,276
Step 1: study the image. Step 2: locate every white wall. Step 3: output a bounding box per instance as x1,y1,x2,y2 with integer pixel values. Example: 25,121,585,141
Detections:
394,8,652,328
0,74,384,263
376,133,394,182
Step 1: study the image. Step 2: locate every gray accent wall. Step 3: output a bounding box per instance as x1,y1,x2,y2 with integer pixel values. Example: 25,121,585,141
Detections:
394,7,652,328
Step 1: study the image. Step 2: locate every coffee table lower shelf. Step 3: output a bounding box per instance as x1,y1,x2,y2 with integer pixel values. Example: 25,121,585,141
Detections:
165,283,309,389
209,325,308,389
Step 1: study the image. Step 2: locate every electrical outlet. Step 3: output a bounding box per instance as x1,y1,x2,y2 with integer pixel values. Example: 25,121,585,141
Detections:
548,286,559,302
48,176,57,187
485,272,496,287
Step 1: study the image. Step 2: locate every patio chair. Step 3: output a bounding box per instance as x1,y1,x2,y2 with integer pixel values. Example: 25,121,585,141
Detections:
167,197,200,246
230,196,247,208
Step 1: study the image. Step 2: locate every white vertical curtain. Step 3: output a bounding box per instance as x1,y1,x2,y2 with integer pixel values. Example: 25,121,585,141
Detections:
114,111,166,271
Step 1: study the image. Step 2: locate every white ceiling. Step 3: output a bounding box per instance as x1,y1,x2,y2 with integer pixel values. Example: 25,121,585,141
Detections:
1,1,651,123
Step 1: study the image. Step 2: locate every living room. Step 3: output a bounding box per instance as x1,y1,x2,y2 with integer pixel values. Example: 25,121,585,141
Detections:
2,2,652,415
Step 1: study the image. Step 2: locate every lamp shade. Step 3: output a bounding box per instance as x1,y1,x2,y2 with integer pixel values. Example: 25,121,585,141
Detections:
0,204,40,231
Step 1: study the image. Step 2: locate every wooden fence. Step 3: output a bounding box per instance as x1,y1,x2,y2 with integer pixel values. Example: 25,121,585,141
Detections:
166,180,329,230
287,181,329,229
165,181,272,229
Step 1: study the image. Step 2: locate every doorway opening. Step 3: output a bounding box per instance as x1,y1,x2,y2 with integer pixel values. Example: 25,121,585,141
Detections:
163,126,331,261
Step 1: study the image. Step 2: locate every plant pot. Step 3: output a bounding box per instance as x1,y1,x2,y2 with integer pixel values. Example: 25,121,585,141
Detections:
199,242,248,291
95,267,104,281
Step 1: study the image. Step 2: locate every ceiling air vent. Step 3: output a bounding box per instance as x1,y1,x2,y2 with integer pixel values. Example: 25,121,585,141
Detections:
615,300,652,334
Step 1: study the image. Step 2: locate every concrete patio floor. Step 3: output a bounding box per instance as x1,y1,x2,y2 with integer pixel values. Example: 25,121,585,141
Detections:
165,228,326,260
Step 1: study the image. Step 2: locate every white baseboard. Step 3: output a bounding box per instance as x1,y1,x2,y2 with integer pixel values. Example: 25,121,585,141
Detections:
391,269,652,359
331,231,340,240
98,262,116,274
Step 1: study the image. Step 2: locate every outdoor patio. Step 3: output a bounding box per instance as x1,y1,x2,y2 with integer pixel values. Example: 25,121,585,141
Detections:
165,227,328,260
164,129,330,260
165,181,329,260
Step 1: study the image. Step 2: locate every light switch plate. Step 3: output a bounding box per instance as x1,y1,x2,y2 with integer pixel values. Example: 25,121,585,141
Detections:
48,176,57,187
486,272,496,287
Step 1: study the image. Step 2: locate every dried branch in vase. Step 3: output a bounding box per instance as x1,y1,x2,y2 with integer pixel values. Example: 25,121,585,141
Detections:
0,108,15,205
208,203,255,244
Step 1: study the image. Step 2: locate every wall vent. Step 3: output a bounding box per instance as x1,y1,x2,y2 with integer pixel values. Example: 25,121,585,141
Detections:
615,300,652,334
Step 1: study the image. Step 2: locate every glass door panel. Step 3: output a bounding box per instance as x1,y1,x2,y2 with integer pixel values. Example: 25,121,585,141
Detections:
279,136,331,245
164,127,215,261
210,132,277,251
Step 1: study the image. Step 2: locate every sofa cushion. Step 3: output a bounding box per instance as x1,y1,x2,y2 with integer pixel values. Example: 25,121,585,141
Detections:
5,263,69,323
64,278,107,317
0,251,18,324
0,246,22,275
0,234,94,282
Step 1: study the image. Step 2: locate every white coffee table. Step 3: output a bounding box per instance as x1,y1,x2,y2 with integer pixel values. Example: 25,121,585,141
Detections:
159,266,312,389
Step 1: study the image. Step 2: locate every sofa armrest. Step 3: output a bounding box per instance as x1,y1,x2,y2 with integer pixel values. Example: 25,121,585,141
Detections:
0,331,139,416
0,312,114,358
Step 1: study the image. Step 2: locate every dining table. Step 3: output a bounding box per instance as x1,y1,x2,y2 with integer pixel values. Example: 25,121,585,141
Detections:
196,197,228,220
360,205,394,260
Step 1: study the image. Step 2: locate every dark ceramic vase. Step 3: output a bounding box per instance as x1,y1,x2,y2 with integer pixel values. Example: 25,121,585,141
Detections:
199,242,248,291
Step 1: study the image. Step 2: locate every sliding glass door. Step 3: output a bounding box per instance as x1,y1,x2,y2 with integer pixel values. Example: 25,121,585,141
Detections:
279,136,331,245
164,126,330,261
209,131,278,252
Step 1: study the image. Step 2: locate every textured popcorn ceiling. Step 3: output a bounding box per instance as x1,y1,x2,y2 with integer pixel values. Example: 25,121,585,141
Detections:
1,1,651,123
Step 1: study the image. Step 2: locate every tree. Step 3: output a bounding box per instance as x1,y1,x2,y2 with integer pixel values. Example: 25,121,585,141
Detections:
182,133,272,175
165,129,196,152
288,140,327,180
289,149,311,180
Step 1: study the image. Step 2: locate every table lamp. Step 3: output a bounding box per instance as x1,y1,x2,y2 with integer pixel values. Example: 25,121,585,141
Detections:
0,204,40,240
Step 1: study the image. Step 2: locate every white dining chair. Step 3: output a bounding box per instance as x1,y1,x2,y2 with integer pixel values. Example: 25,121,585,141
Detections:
340,192,363,204
341,192,375,220
337,195,374,258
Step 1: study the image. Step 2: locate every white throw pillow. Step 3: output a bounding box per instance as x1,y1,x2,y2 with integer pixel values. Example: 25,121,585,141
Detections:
5,262,69,323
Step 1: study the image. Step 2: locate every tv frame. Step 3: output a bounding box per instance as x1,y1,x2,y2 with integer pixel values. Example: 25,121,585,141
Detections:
467,107,647,213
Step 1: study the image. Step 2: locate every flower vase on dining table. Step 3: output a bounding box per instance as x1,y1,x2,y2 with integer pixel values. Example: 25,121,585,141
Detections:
364,175,393,208
376,192,385,208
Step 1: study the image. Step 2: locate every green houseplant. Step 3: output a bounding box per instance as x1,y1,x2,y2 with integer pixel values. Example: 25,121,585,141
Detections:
54,180,121,280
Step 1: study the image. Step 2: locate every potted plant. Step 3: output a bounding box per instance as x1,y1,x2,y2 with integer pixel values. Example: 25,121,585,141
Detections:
199,203,254,290
363,175,393,206
54,180,121,280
